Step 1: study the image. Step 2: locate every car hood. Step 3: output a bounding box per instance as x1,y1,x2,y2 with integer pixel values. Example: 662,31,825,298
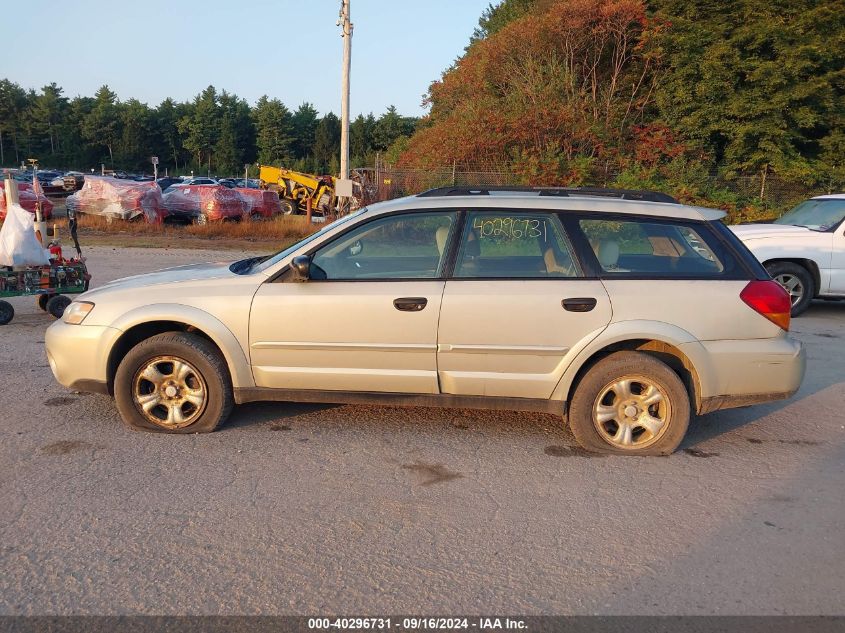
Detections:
729,224,815,240
89,261,235,294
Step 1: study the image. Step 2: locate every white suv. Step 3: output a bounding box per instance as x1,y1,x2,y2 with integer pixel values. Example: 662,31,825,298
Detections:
731,194,845,315
45,187,806,455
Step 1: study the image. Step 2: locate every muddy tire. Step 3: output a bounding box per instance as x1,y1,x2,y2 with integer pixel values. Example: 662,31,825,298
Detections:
114,332,233,434
46,294,72,320
568,351,690,456
765,261,814,317
280,199,297,215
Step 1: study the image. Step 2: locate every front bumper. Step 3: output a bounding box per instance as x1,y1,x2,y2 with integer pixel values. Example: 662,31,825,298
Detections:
695,335,806,414
45,320,121,394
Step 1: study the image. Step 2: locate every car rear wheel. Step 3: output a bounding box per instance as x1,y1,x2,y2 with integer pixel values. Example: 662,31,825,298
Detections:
114,332,233,434
765,261,814,317
568,351,690,455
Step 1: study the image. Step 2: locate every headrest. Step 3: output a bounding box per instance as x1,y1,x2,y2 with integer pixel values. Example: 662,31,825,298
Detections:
597,240,620,270
464,231,480,257
436,226,450,255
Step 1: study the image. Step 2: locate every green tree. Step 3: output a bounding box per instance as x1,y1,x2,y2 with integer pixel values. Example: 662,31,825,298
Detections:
350,113,376,165
313,112,340,173
0,79,28,165
291,102,319,160
120,99,159,170
81,85,121,165
26,83,67,157
252,95,293,167
372,106,417,151
179,85,219,172
651,0,845,182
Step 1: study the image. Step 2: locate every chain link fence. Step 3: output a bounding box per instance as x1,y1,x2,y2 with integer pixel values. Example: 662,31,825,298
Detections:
354,160,844,222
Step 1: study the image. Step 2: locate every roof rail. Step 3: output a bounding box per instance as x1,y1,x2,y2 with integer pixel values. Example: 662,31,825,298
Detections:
416,186,678,204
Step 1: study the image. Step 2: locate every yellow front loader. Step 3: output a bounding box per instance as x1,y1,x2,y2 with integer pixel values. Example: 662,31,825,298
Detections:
258,165,337,216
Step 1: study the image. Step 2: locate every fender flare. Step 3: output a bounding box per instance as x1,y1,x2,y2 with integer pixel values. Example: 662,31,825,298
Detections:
109,303,255,389
550,320,717,407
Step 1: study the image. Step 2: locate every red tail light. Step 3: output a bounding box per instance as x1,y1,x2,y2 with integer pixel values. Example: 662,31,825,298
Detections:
740,280,791,331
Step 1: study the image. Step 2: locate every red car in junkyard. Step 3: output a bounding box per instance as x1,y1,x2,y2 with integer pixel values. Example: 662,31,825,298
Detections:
0,181,54,221
162,185,246,223
235,188,282,219
66,176,166,223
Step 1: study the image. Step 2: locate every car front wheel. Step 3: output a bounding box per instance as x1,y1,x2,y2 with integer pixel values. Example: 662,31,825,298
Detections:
765,261,814,317
568,351,690,455
114,332,233,433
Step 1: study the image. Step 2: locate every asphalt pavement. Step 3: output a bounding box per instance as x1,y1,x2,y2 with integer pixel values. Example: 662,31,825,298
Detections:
1,246,843,615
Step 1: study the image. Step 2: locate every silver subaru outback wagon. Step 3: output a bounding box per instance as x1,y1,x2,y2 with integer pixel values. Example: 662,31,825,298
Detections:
45,187,805,455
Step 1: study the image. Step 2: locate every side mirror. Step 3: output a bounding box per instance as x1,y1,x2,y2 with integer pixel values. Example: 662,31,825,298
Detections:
291,255,311,281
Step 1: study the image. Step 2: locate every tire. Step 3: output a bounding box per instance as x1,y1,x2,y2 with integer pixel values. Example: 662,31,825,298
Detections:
568,351,690,456
765,261,814,317
114,332,233,434
0,300,14,325
280,199,297,215
46,294,72,320
37,294,50,311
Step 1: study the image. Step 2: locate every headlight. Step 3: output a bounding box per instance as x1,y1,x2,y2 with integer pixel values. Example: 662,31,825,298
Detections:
63,301,95,325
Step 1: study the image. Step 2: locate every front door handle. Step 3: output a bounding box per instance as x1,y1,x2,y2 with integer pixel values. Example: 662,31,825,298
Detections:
393,297,428,312
562,297,597,312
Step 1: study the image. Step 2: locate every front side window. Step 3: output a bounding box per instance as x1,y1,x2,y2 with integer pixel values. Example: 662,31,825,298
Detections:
454,212,579,278
310,212,457,280
579,218,729,276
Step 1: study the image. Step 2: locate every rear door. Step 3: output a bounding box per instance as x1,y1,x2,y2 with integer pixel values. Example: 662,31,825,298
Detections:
436,210,612,399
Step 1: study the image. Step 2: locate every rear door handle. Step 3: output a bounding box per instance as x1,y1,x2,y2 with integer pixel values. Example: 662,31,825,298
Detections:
393,297,428,312
562,297,597,312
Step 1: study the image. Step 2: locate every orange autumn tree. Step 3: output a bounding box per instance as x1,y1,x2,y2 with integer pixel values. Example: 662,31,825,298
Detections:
399,0,676,185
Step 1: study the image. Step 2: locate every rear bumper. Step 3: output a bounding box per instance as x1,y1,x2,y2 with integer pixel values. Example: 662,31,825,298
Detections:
695,335,805,414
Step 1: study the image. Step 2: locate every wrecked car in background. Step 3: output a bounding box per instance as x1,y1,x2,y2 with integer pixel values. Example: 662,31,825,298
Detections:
162,185,246,224
66,176,167,224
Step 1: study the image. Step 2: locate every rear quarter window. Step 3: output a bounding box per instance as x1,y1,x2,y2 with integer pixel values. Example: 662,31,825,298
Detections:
577,217,743,278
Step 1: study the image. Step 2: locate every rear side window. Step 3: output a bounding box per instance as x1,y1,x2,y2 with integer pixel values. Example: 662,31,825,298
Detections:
578,218,736,277
454,211,580,278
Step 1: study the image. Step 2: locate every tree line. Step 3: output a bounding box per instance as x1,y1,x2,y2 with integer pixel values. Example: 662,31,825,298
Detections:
400,0,845,208
0,81,418,176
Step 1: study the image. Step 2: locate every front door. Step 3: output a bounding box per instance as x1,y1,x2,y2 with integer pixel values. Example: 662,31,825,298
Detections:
249,211,458,393
437,210,612,400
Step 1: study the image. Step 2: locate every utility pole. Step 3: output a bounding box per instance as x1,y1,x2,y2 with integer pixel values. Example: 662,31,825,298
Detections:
338,0,352,184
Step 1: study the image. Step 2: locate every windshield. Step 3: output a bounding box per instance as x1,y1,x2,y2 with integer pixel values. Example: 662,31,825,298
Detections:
774,199,845,231
245,208,368,274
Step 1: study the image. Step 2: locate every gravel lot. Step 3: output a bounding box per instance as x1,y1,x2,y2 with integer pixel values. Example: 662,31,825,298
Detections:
1,246,843,615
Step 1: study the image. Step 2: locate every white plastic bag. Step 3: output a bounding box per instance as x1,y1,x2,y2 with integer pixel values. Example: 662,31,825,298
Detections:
0,203,51,267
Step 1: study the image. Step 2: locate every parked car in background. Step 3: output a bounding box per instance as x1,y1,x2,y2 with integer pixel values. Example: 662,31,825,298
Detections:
217,178,237,189
155,177,183,191
161,184,245,223
731,194,845,315
180,177,218,186
45,187,805,455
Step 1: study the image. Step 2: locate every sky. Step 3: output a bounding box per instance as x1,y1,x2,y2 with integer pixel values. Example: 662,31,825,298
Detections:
1,0,491,117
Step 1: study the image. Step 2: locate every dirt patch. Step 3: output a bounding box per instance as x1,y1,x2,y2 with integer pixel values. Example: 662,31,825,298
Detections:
401,461,463,486
40,440,91,456
683,448,719,458
269,424,292,432
544,445,603,458
44,396,78,407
